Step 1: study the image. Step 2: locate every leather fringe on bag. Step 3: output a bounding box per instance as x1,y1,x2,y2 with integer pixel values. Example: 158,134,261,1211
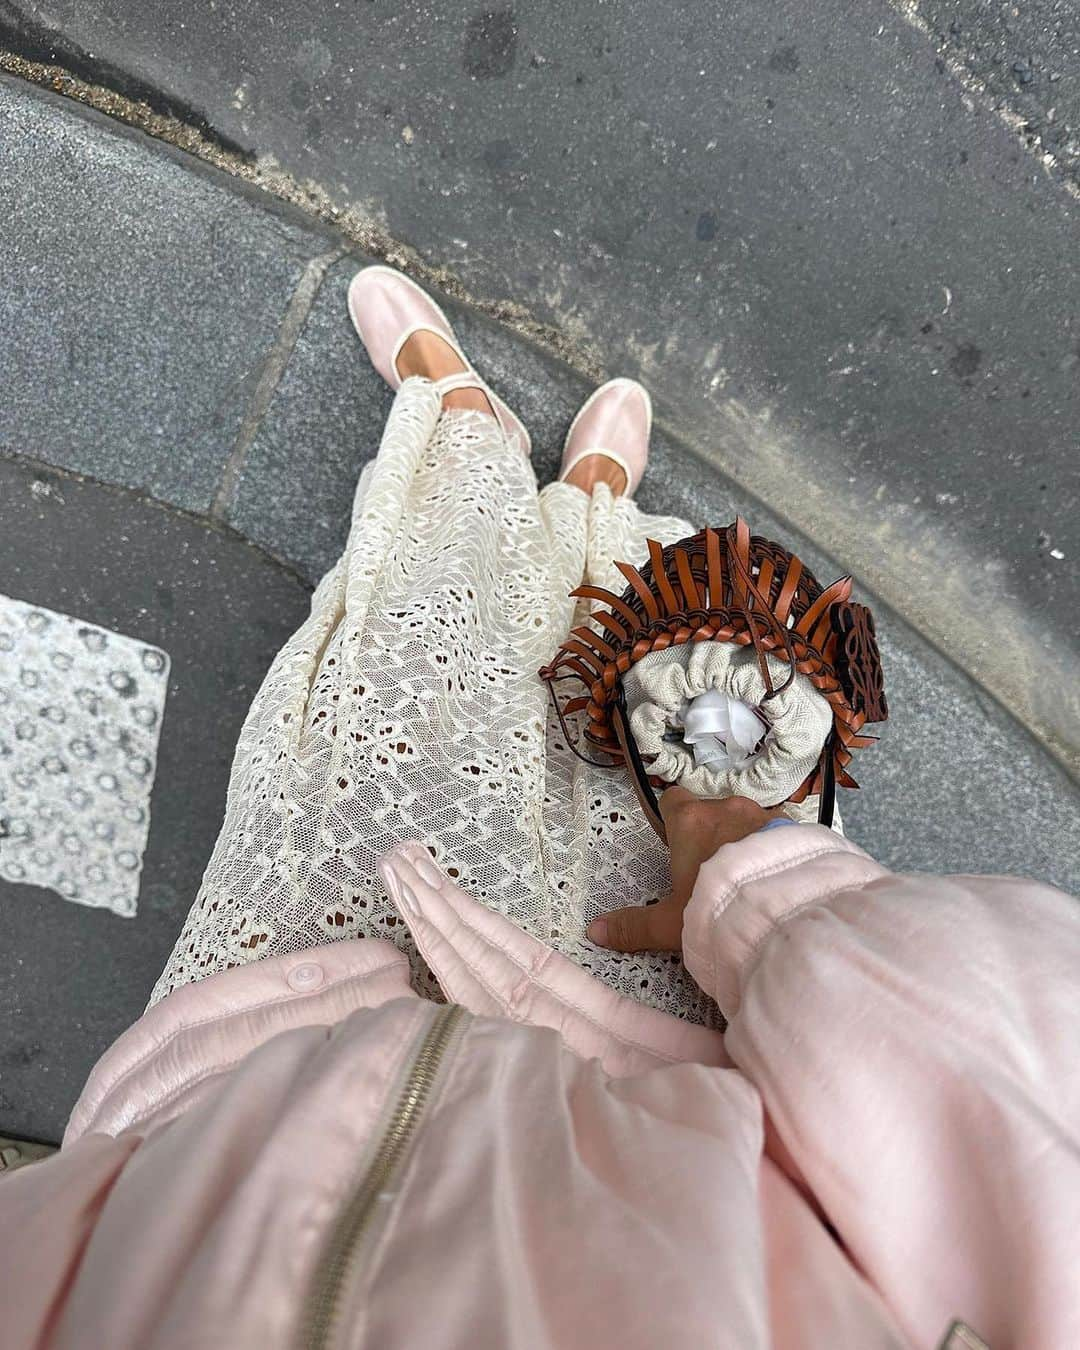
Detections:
539,517,888,840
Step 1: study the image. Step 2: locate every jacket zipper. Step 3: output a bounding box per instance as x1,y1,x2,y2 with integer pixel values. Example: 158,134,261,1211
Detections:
300,1003,467,1350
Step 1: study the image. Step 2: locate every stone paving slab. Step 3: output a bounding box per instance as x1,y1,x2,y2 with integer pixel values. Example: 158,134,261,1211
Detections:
0,457,311,1142
0,76,328,513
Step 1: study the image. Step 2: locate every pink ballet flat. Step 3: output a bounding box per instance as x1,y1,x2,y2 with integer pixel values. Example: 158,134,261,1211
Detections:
558,378,652,498
347,265,531,456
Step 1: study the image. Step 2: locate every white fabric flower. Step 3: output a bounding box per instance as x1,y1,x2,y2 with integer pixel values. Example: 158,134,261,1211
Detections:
676,689,766,771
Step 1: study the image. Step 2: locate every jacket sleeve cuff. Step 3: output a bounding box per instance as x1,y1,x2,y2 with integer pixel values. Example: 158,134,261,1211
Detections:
65,939,412,1145
681,824,890,1017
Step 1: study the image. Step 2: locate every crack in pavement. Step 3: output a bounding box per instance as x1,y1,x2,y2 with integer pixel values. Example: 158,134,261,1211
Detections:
211,247,345,522
888,0,1080,202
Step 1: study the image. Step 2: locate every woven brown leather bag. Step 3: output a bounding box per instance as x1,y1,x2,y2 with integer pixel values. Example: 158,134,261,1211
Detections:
539,517,888,841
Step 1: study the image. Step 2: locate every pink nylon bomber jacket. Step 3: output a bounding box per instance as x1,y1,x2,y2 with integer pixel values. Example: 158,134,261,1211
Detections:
2,824,1078,1349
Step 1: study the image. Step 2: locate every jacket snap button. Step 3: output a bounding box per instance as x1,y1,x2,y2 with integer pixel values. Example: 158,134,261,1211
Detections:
287,962,324,992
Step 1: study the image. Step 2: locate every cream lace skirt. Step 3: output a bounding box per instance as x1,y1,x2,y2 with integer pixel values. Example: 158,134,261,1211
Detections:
152,377,719,1025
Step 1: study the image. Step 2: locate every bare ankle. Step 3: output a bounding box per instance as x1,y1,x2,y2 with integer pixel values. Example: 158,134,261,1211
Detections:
564,455,628,497
395,331,495,418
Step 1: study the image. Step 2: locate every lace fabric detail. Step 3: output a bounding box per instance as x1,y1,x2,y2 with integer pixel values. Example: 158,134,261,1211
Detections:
151,377,720,1026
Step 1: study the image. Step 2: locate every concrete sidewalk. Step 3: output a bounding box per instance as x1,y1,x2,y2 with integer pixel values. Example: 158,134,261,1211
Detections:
2,74,1079,1144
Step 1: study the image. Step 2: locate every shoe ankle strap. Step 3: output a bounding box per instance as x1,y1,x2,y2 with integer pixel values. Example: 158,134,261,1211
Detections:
558,446,633,486
431,370,487,396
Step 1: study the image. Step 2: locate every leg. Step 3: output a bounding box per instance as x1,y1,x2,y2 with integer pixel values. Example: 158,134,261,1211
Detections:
152,375,586,1006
